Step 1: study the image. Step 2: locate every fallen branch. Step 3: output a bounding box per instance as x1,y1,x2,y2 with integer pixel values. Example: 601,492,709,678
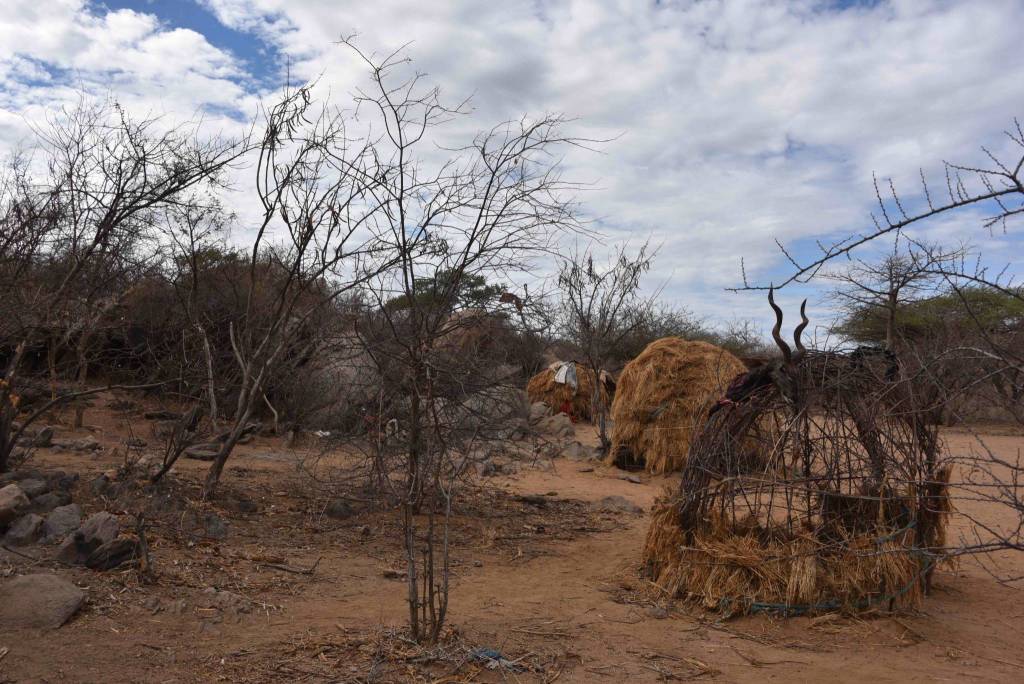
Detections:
258,556,322,576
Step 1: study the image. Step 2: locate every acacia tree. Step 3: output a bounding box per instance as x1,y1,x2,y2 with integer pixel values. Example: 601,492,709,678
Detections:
557,242,656,451
824,239,967,351
0,98,246,471
338,42,584,643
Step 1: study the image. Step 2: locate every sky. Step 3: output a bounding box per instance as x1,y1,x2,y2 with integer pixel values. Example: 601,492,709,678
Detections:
1,0,1022,337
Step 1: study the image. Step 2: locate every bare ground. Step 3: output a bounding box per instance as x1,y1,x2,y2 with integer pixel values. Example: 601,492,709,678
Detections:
1,399,1023,683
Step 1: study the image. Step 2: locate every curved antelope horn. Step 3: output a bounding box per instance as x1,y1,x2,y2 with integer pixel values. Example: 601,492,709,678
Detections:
768,287,792,362
793,299,809,358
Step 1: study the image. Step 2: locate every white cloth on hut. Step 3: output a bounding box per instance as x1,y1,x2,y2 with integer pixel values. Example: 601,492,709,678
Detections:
552,361,578,391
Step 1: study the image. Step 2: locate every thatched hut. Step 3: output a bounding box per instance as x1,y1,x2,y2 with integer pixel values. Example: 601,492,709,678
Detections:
525,361,610,422
640,291,951,616
607,338,747,474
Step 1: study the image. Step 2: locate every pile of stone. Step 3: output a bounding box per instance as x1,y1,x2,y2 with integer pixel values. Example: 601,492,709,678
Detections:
526,401,603,463
15,425,103,453
0,469,139,571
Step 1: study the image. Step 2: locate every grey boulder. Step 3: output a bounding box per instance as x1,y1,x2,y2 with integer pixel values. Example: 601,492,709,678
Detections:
56,512,120,565
0,484,29,525
42,504,83,542
30,490,72,515
0,574,85,629
3,513,44,546
18,478,49,498
537,413,576,440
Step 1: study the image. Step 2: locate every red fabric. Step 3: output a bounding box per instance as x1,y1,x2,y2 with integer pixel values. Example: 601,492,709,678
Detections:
559,400,576,422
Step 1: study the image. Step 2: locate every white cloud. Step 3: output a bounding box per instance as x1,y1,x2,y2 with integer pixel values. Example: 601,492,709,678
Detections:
0,0,256,140
2,0,1023,331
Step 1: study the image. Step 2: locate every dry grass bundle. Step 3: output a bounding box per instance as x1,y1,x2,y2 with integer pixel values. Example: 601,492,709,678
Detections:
525,362,608,422
608,338,747,474
642,492,946,616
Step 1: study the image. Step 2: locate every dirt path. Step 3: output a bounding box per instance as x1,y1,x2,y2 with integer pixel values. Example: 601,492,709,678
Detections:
2,412,1023,682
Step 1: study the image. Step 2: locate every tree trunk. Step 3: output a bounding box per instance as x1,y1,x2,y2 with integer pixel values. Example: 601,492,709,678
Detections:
0,344,27,472
202,411,250,499
197,325,218,428
73,337,90,429
885,290,897,352
0,404,15,473
590,364,610,452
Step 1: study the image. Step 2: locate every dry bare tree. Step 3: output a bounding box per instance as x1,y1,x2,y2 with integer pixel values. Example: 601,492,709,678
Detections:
0,97,246,472
197,80,395,499
162,196,233,429
335,41,586,643
557,241,657,451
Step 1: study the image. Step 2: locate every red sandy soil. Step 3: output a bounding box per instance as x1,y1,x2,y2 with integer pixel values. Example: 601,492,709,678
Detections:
1,398,1022,683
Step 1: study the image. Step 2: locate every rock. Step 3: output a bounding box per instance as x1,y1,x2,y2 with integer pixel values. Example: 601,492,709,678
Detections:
622,475,643,484
200,587,250,616
89,474,110,496
236,498,258,513
30,490,71,515
42,504,83,542
537,413,575,440
562,441,602,462
24,426,54,448
81,511,120,543
595,495,644,515
477,460,500,477
203,513,228,539
646,606,669,619
151,420,178,439
184,444,220,461
57,512,119,565
0,574,85,629
323,499,354,520
55,437,100,452
70,436,101,452
108,399,140,412
3,468,44,482
125,437,147,448
3,513,44,546
561,442,585,460
85,536,140,570
18,478,49,498
578,467,595,473
0,484,29,525
528,401,552,425
144,409,181,420
48,471,78,492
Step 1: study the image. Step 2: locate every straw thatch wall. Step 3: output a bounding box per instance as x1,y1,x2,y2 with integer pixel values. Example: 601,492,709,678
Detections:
525,362,608,422
638,350,952,616
642,475,949,616
608,338,746,474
